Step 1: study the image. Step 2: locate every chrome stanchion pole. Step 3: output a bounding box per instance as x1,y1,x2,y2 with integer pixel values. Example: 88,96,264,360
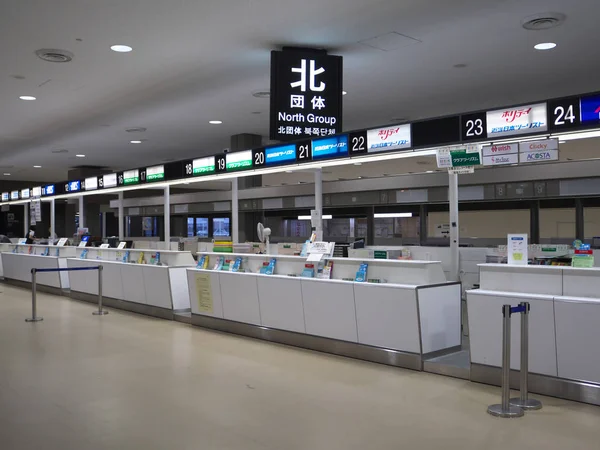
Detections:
92,265,108,316
487,304,523,418
511,302,542,410
25,268,43,322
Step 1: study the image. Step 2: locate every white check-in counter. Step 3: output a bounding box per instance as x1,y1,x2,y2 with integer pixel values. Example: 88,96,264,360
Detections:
67,248,195,319
467,264,600,406
1,244,77,292
187,253,462,371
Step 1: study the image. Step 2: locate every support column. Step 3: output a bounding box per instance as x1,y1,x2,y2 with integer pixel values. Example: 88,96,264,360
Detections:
78,196,85,230
575,198,584,241
24,204,29,236
314,169,323,241
164,185,171,249
231,178,239,244
366,206,375,246
530,200,540,244
118,192,124,241
101,211,107,239
419,204,428,246
50,199,56,241
449,173,459,281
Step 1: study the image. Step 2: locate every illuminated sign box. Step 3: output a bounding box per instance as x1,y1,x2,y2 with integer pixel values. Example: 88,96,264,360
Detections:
11,191,19,200
123,170,139,185
1,193,8,201
43,185,55,196
226,150,252,171
32,187,42,197
192,157,215,175
146,165,165,182
21,189,30,199
266,144,296,165
486,103,548,138
103,173,117,188
367,125,411,152
311,135,348,160
85,177,98,191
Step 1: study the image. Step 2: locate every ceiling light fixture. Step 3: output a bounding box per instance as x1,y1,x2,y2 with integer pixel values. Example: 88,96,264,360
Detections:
3,173,10,176
19,96,36,101
76,154,86,158
130,140,142,144
209,120,223,124
33,165,42,168
342,90,347,95
534,42,557,50
111,45,133,53
298,215,332,220
374,213,413,218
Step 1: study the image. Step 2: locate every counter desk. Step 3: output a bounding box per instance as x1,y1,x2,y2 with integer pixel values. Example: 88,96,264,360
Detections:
187,253,462,371
67,248,195,319
467,264,600,406
1,244,77,293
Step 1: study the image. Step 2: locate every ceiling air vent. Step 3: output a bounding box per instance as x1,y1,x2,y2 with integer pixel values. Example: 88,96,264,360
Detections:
35,48,74,63
252,91,270,99
522,13,566,31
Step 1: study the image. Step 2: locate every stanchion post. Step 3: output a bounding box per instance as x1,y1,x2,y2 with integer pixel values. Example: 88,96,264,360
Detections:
487,304,523,417
25,268,43,322
93,265,108,316
510,302,542,410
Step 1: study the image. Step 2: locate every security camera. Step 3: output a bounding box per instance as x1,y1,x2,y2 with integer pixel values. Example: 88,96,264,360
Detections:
223,148,230,154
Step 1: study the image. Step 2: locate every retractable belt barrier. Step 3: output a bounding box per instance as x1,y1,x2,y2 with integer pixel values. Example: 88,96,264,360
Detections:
25,265,108,322
487,302,542,418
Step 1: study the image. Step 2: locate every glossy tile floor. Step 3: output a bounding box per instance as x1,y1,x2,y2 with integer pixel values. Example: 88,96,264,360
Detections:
1,284,599,450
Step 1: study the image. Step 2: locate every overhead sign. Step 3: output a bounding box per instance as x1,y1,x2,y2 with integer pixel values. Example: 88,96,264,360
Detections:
122,169,139,186
31,187,42,197
270,49,343,141
11,191,19,200
580,94,600,125
84,176,98,191
226,150,253,171
103,173,117,188
42,185,55,196
366,125,411,152
519,138,559,163
311,135,348,160
450,150,481,167
253,144,297,168
21,189,30,199
65,180,81,193
1,192,8,201
146,165,165,182
486,102,547,138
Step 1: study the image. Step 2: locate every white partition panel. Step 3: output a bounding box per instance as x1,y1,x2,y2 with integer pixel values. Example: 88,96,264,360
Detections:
121,265,147,304
467,290,557,376
169,268,191,310
257,276,305,333
2,253,62,288
417,284,462,354
142,266,173,309
562,268,600,298
67,259,98,295
100,262,125,300
219,272,261,325
554,298,600,384
301,279,357,342
479,264,563,295
354,283,420,352
187,269,224,318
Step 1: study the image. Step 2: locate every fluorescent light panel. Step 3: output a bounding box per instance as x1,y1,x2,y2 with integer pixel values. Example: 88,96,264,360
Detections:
374,213,413,218
298,215,332,220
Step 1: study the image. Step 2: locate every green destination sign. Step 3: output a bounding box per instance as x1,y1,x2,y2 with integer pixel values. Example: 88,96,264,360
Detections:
450,150,481,167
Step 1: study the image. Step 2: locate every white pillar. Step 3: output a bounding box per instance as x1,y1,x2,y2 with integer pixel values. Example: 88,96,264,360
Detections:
164,185,171,250
231,178,239,244
314,168,323,241
78,195,85,230
101,211,107,239
50,199,56,240
24,204,29,236
118,191,124,241
449,172,460,281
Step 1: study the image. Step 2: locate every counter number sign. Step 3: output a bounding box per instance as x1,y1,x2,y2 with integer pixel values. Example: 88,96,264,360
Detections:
548,96,581,131
215,155,227,174
349,130,368,155
461,112,487,142
296,140,312,162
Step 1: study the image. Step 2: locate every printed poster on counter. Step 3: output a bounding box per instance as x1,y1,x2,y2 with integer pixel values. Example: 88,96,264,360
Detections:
195,273,214,314
507,234,528,265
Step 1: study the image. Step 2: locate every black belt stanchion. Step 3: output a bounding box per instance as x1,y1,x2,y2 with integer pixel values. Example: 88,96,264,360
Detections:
24,266,107,321
510,302,542,410
487,304,524,418
25,268,43,322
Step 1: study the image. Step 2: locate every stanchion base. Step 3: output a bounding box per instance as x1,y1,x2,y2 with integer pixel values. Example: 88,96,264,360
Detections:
510,397,542,410
25,317,43,322
487,404,524,418
92,311,109,316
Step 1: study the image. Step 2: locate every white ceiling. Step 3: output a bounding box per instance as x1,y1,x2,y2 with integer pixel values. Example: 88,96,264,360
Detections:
1,0,600,182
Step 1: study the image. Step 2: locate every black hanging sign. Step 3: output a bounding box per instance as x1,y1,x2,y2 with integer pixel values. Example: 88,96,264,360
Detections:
270,48,343,141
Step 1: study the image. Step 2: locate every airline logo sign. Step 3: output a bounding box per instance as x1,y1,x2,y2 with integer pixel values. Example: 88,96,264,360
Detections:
483,153,519,166
482,143,518,157
519,138,559,163
486,102,548,138
366,124,411,153
482,142,519,166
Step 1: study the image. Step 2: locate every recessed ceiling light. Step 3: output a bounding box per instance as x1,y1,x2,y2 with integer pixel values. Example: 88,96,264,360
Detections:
111,45,133,53
357,176,362,179
3,173,10,176
130,140,142,144
209,120,223,124
33,165,42,168
76,154,85,158
534,42,557,50
19,96,36,101
342,90,348,95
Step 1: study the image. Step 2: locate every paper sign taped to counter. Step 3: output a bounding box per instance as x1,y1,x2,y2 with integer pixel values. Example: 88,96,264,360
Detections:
195,273,214,314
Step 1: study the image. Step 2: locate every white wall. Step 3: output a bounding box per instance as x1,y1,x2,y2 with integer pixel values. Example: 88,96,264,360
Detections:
540,208,575,239
428,210,529,239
